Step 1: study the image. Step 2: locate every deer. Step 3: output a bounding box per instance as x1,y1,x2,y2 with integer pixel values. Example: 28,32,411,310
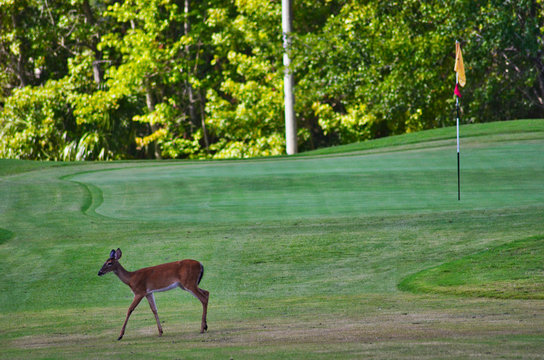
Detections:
98,248,209,340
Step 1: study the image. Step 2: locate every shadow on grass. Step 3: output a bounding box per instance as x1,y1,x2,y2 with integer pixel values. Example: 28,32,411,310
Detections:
0,228,15,245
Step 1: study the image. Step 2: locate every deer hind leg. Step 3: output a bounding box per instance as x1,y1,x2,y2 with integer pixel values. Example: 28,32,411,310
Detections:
198,288,209,332
118,294,144,340
184,285,209,333
146,293,163,336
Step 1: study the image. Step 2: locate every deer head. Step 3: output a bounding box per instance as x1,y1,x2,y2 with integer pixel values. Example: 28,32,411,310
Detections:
98,248,122,276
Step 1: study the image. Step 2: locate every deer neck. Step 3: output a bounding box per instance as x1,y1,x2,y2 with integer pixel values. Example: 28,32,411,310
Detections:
113,263,133,286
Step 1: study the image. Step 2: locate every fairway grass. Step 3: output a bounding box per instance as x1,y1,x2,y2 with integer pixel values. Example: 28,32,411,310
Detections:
1,120,543,359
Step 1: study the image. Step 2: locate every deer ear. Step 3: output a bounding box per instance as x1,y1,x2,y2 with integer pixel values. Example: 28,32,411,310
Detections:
115,248,122,260
109,249,116,259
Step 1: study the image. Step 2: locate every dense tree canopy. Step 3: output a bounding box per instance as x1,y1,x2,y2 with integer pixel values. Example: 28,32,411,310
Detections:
1,0,543,160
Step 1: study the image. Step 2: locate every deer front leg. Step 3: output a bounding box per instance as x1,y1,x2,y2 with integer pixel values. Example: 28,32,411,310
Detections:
118,294,144,340
146,293,163,336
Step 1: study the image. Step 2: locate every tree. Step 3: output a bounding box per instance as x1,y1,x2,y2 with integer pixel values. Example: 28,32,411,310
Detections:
292,0,544,149
461,0,544,121
203,0,286,158
0,0,124,160
1,0,543,160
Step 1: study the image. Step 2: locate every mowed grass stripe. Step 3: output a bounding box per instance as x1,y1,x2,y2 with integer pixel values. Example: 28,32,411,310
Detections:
70,136,544,223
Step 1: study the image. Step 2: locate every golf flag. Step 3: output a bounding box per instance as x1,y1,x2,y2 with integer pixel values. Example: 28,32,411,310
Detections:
454,41,465,201
454,42,466,88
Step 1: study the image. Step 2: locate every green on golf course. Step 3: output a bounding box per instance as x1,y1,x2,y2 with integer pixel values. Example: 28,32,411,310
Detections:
1,120,543,359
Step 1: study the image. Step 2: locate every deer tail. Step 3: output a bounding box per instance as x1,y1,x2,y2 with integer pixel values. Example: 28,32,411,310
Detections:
197,262,204,285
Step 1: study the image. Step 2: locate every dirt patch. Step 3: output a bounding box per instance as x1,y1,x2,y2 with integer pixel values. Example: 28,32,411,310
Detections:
10,301,544,359
11,333,98,349
209,310,543,347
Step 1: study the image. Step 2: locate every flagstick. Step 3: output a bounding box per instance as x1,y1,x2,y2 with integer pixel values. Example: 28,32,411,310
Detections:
456,73,461,201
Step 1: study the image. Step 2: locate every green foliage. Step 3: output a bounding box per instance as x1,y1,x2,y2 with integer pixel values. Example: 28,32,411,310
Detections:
0,79,73,160
0,50,137,160
312,102,376,143
292,0,544,148
462,0,544,122
203,0,286,158
1,0,543,159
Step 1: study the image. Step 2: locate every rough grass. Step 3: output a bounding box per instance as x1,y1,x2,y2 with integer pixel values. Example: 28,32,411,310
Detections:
399,235,544,299
0,120,543,359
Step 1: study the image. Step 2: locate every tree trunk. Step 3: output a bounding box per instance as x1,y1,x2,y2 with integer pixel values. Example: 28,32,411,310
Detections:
184,0,209,151
11,12,29,87
81,0,104,85
145,86,162,159
184,0,196,128
534,55,544,113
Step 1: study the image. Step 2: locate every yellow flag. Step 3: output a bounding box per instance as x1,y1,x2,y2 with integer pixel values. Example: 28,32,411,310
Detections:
454,42,466,87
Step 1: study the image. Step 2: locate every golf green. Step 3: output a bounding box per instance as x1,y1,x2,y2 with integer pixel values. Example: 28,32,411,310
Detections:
70,138,543,223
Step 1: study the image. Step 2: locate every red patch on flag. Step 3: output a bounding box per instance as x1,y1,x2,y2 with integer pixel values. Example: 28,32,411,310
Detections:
454,83,462,98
